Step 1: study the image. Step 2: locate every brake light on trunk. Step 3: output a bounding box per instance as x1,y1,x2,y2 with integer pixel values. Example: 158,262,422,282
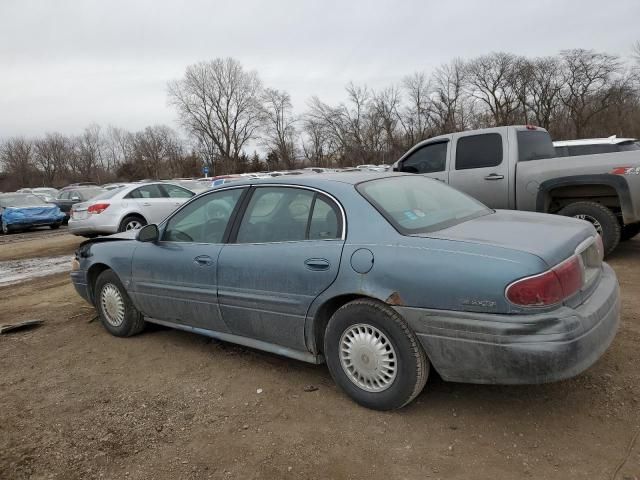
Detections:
87,203,110,214
506,255,584,307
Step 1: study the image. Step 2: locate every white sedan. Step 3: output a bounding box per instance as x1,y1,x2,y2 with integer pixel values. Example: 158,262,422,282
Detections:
68,182,195,237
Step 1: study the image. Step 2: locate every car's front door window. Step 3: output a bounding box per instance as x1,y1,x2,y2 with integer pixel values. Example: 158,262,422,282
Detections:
163,188,244,243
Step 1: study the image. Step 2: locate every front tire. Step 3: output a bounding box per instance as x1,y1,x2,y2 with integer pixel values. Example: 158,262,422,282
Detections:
94,270,145,337
558,201,620,256
324,299,429,410
1,220,10,234
50,223,61,230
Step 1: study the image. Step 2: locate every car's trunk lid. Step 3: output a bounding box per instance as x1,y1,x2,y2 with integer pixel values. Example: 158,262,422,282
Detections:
417,209,596,268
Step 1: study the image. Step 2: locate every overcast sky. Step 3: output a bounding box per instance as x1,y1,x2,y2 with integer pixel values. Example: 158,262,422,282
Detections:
1,0,639,138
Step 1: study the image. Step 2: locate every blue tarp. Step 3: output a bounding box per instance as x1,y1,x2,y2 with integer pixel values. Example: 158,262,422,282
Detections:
2,206,65,227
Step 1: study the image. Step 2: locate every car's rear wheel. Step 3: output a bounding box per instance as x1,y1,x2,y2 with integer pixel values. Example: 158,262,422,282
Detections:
50,223,61,230
621,223,640,242
324,299,429,410
94,270,145,337
118,215,147,233
558,201,620,256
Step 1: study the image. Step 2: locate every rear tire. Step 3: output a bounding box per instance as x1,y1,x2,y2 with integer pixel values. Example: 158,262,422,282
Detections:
118,215,147,233
94,270,145,337
324,299,429,410
558,201,620,256
620,223,640,242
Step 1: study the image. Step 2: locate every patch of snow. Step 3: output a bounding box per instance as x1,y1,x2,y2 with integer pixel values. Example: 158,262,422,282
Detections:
0,255,72,287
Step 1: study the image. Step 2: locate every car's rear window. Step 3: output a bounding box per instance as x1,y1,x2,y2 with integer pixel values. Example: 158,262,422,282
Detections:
357,176,491,234
517,130,555,161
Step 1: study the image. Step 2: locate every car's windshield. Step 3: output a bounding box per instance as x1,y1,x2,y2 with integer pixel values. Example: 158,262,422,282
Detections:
0,194,48,208
357,175,491,234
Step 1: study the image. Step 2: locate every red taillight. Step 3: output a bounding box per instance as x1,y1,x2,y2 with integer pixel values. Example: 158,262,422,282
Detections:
506,255,584,307
87,203,110,214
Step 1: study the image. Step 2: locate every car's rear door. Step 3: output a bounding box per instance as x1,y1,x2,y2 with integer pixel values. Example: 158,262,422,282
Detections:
124,184,170,223
158,184,195,220
130,187,247,331
216,185,346,351
447,130,510,209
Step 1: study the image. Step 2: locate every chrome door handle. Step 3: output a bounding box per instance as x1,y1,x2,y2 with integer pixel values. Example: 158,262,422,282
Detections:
143,202,152,206
484,174,504,180
304,258,330,271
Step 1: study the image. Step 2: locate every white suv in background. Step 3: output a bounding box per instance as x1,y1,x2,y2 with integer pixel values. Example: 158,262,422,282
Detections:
68,182,194,237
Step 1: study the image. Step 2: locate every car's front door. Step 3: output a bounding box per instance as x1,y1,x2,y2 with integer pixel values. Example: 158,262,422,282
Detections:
217,186,346,351
130,187,247,331
447,131,510,209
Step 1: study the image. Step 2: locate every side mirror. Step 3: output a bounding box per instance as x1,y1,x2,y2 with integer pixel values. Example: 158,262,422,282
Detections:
136,224,159,243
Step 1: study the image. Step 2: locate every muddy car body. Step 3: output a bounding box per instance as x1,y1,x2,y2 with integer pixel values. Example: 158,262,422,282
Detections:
71,173,620,410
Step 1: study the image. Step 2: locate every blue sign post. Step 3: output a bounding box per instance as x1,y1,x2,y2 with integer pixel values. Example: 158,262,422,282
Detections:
203,166,209,177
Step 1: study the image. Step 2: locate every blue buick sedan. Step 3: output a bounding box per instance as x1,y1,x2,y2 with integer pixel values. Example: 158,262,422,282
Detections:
71,173,620,410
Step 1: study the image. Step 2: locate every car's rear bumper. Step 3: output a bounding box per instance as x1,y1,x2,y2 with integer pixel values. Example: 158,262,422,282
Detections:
68,216,119,235
394,263,620,384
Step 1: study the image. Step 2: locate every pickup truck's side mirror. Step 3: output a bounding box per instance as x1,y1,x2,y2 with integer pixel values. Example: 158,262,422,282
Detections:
136,224,159,243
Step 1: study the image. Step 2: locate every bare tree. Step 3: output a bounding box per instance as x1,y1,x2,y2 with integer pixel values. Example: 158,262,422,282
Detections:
560,49,622,138
525,57,564,131
1,137,35,188
260,88,298,169
429,59,470,134
167,57,263,174
401,72,432,145
465,52,522,126
131,125,181,179
33,133,69,185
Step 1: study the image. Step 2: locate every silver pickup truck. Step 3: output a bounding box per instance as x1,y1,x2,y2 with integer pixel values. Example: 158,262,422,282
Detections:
394,125,640,256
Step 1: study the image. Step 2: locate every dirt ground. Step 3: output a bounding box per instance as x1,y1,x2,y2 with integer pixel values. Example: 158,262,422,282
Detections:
1,233,639,480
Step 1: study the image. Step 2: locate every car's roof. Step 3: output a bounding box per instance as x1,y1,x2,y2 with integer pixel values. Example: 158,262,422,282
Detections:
218,171,408,189
553,136,637,147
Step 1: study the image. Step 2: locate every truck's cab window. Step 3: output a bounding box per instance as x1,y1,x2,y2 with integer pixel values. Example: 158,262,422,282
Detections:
400,142,448,173
455,133,503,170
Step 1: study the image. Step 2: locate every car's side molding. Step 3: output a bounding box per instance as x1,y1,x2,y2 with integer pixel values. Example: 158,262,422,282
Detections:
145,316,325,365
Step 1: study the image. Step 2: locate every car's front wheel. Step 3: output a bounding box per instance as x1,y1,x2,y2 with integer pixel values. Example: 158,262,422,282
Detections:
94,269,145,337
1,220,11,235
324,299,429,410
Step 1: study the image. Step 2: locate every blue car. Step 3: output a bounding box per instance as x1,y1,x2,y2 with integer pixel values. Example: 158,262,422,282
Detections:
0,193,65,234
70,173,620,410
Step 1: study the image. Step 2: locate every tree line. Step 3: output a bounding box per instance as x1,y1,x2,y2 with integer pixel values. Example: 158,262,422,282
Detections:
2,46,640,191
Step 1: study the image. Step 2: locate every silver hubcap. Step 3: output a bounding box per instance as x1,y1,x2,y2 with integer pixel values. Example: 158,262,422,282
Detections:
574,214,603,235
339,324,397,392
100,283,125,327
125,220,142,230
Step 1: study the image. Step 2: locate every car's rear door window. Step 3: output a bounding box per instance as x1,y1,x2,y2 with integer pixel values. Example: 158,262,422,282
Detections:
235,187,342,243
127,184,164,199
455,133,503,170
161,184,195,198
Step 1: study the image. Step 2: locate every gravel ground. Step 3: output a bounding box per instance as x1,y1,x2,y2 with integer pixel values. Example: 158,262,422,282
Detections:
0,232,639,479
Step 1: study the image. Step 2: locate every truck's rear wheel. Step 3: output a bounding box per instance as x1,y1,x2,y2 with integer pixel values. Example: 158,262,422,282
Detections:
558,202,620,256
621,223,640,242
